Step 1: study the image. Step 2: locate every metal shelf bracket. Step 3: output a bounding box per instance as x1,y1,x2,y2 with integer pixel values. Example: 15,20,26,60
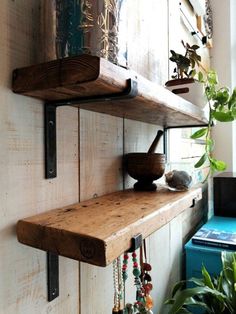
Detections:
47,252,59,302
44,79,138,179
127,233,143,253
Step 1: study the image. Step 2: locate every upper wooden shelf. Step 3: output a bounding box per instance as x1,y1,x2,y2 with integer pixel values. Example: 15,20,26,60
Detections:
17,186,202,267
12,54,207,127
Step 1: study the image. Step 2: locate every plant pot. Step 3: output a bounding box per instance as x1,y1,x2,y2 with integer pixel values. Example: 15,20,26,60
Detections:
124,153,165,191
165,78,206,108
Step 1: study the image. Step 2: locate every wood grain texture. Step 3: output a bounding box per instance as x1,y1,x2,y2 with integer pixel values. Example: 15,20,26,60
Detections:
79,110,123,313
17,187,202,267
126,0,169,85
12,54,208,127
79,110,123,199
0,1,79,313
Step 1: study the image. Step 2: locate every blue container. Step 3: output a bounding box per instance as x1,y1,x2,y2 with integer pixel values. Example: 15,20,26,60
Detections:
185,216,236,314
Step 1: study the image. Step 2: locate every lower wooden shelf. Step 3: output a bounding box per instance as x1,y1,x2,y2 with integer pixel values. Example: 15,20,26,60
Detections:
16,186,202,267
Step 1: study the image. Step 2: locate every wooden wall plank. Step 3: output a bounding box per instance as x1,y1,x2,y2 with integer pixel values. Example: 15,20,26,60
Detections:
126,0,168,84
79,110,123,200
79,110,123,313
0,1,79,313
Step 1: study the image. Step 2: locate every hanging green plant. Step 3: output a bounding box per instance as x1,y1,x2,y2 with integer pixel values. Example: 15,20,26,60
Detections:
191,70,236,180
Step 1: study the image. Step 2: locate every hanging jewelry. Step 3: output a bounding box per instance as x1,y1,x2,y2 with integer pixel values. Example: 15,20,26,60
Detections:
117,256,124,313
122,253,129,282
120,241,154,314
141,240,154,313
113,258,119,313
131,251,145,312
113,257,125,314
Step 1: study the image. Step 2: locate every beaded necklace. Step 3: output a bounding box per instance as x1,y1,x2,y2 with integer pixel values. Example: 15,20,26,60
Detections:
112,240,154,314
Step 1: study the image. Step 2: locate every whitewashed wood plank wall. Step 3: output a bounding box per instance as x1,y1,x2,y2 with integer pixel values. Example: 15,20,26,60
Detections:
0,1,209,314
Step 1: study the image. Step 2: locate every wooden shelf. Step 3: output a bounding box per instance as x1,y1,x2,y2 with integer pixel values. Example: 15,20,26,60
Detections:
17,186,202,267
12,54,207,127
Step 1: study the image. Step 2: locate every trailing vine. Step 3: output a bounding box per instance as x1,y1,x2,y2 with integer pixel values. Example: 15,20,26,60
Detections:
191,70,236,180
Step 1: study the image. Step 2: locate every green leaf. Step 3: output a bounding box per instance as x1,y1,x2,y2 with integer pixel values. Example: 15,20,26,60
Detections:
190,128,207,139
174,309,192,313
196,55,201,61
206,138,214,152
171,280,186,298
198,71,204,82
194,153,207,168
202,265,214,289
168,286,226,314
214,87,230,104
165,298,175,305
207,70,218,85
213,111,234,122
228,88,236,109
188,277,205,287
189,69,196,78
210,158,227,171
232,107,236,118
191,44,200,50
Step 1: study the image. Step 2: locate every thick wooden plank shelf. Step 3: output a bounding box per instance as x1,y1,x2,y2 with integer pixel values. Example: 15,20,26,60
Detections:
12,54,207,127
17,186,202,267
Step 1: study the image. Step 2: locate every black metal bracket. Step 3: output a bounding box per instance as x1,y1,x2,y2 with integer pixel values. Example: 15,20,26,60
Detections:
163,124,208,161
127,233,143,252
47,252,59,302
190,197,197,208
44,79,138,179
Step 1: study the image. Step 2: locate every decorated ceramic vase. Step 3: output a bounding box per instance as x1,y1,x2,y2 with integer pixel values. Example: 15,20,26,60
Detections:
40,0,127,66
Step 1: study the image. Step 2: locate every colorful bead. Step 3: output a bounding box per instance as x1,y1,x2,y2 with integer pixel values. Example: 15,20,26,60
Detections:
122,272,128,281
132,252,137,258
124,254,129,260
143,263,152,271
122,253,129,284
133,268,141,277
144,273,152,282
145,294,153,310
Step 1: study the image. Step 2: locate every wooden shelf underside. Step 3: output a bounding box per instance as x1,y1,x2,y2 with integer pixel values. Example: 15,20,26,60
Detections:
12,55,207,127
17,187,202,267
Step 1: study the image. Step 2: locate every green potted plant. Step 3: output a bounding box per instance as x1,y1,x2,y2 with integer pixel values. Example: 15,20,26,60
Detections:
165,251,236,313
165,41,205,108
191,70,236,180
